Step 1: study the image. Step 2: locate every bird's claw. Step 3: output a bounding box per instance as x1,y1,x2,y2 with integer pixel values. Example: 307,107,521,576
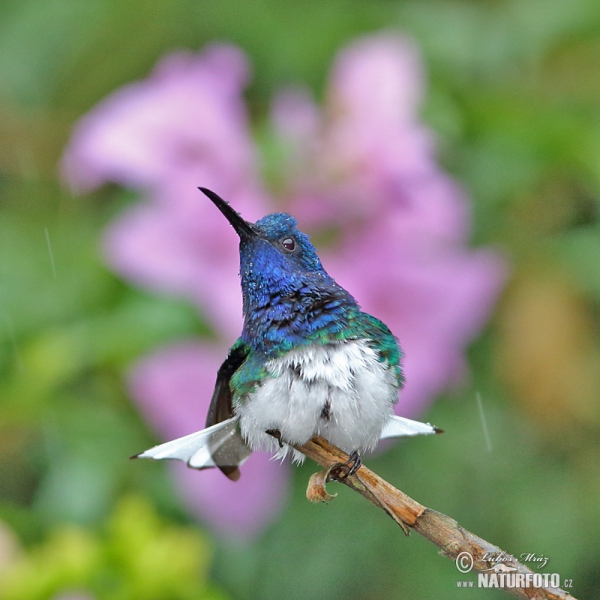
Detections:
328,450,362,481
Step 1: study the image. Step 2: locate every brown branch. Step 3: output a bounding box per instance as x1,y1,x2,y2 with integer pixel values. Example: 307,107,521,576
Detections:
294,436,577,600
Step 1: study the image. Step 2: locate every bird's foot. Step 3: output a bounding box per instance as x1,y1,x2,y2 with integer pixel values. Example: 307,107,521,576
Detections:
266,429,284,448
329,450,362,481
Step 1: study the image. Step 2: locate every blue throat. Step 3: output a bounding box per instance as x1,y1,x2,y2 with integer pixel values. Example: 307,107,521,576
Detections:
239,236,359,355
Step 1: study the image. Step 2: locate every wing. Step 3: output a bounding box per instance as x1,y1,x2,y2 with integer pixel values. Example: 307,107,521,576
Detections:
354,313,405,391
379,415,443,439
206,339,249,427
204,340,252,480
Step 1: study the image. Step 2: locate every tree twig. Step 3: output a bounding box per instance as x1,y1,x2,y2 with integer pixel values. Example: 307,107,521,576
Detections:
294,436,577,600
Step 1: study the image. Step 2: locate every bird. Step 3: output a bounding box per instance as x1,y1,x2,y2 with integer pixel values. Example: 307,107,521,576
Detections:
135,187,441,480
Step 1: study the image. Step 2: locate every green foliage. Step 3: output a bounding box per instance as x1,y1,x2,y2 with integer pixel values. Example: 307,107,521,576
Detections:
0,496,228,600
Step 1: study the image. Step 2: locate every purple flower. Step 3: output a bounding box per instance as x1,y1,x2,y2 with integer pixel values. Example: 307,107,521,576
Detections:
61,35,506,537
62,45,255,194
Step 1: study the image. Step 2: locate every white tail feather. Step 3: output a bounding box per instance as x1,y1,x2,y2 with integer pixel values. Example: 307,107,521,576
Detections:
136,416,250,469
135,414,440,470
379,415,441,439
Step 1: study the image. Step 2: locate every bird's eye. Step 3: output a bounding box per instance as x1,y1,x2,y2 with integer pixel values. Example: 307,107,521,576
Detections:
281,237,296,252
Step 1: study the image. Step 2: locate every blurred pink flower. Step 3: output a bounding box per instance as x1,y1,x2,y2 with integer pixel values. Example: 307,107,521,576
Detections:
61,34,506,538
62,45,255,195
273,35,506,415
102,182,267,339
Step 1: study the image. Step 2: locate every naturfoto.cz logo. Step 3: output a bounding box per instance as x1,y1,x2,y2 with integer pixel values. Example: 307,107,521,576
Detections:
454,551,574,590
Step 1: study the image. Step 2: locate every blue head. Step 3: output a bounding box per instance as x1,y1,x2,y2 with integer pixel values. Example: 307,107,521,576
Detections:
244,212,326,283
200,188,358,353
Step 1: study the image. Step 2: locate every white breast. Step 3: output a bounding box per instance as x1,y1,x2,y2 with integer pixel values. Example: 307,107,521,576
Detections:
235,340,399,461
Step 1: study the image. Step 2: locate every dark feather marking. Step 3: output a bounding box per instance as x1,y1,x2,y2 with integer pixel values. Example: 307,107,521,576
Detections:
321,398,332,421
289,363,302,390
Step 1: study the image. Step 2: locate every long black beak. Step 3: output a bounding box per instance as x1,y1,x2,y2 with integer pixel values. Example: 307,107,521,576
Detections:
199,187,257,238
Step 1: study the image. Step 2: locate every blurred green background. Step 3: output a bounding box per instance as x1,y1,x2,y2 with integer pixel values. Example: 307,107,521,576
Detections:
1,0,600,598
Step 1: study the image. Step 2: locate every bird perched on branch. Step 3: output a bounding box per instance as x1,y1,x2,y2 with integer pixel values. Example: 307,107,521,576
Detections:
136,188,440,479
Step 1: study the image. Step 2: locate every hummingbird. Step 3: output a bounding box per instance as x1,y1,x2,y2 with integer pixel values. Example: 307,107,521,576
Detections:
136,188,440,480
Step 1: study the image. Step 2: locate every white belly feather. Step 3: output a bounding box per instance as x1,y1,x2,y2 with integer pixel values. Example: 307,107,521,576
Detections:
235,340,399,461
